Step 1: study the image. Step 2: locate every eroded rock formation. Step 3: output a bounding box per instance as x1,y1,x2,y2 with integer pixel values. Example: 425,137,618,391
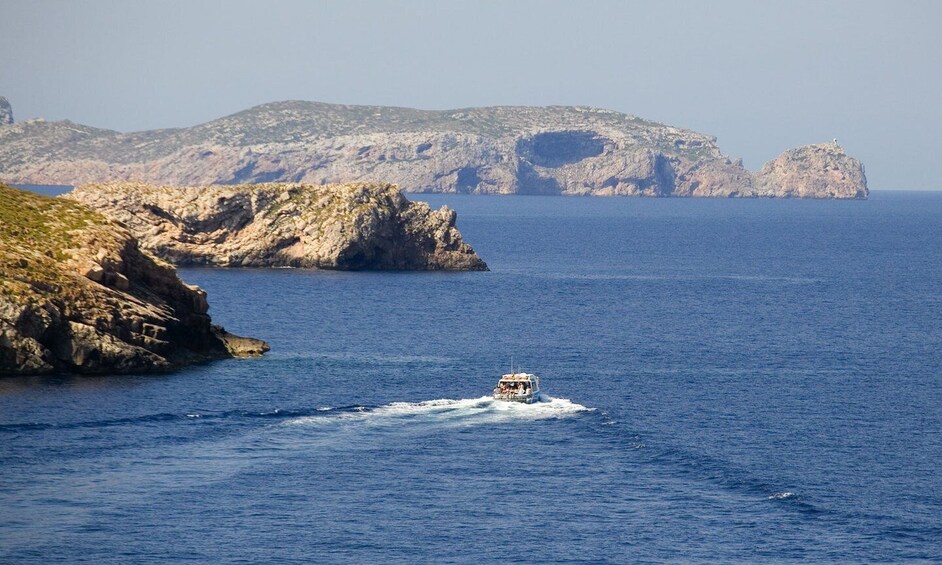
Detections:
755,142,867,199
0,184,268,376
0,97,12,126
0,98,867,198
65,181,489,270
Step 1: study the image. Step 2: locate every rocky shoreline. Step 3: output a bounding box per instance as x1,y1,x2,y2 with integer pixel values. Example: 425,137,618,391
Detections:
0,98,867,199
0,95,868,377
0,184,268,376
65,181,489,271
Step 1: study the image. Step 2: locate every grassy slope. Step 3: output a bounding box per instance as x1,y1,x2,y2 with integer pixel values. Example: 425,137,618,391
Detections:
0,184,115,301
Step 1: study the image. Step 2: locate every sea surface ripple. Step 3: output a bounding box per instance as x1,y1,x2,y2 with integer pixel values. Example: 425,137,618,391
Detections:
2,192,941,563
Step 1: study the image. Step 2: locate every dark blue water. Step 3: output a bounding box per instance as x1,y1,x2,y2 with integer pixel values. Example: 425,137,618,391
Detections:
2,192,941,563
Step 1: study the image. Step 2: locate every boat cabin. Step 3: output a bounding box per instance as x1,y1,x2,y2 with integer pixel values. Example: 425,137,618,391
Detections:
492,372,541,403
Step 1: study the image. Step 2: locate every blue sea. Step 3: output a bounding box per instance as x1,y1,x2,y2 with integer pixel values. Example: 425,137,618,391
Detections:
2,192,941,563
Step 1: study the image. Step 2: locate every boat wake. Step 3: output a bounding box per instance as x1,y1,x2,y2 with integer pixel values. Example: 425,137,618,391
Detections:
285,395,591,429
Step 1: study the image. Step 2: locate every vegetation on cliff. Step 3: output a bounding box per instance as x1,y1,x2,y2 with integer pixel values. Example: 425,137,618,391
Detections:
0,184,268,376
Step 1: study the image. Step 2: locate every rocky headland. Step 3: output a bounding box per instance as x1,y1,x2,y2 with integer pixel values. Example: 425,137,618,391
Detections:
65,181,489,270
0,184,268,376
0,98,867,199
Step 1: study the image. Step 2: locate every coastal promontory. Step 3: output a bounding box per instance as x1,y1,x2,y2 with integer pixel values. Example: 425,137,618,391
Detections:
65,181,489,270
0,184,268,376
0,98,867,199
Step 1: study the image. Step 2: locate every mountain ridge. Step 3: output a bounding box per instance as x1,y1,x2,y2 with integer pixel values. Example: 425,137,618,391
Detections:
0,98,867,199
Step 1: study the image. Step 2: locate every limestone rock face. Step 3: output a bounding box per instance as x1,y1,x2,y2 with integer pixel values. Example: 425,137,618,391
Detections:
755,142,868,199
65,181,488,271
0,184,268,376
0,101,867,199
0,97,12,125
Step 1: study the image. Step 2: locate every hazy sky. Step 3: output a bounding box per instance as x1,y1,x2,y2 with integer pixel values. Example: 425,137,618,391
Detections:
1,0,940,189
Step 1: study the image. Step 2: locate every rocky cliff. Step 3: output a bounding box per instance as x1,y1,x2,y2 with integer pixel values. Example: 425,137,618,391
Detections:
65,181,488,270
755,142,867,199
0,97,12,125
0,184,268,376
0,98,867,199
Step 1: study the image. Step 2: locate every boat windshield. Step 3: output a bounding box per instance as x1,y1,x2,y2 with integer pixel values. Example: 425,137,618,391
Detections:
496,380,531,393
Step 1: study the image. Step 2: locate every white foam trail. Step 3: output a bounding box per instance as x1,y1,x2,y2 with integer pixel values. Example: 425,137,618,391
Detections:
286,395,591,428
768,491,797,500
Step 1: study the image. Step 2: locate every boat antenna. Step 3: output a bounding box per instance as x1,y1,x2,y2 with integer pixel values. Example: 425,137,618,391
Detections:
511,355,514,375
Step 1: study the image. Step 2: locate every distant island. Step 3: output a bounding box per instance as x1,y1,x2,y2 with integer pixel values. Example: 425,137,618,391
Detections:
0,184,268,376
0,97,866,199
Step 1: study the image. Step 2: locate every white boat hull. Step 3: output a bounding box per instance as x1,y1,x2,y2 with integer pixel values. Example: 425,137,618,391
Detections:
492,391,542,404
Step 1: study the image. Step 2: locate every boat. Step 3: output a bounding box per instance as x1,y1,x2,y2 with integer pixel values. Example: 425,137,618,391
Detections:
492,371,541,403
